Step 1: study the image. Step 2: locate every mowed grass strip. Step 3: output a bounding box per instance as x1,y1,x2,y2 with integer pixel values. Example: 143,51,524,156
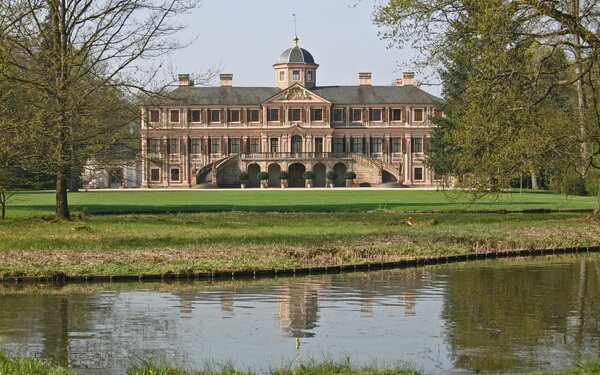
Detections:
1,211,599,277
4,189,597,218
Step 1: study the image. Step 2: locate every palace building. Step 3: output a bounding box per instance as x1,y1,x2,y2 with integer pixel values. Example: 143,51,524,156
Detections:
140,36,442,188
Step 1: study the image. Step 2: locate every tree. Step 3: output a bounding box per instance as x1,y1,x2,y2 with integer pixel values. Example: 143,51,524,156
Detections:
374,0,600,217
0,0,197,220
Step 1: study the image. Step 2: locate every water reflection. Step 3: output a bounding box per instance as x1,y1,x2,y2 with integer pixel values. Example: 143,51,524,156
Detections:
0,254,598,374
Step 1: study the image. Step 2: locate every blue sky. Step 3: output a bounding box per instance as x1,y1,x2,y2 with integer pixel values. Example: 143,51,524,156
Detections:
169,0,439,94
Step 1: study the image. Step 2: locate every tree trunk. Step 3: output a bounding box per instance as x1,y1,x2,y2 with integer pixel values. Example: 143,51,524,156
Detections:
530,169,539,190
1,191,5,220
55,169,70,221
573,0,590,175
592,180,600,220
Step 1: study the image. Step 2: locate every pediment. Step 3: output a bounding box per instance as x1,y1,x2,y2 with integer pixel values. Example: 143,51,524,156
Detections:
263,84,331,105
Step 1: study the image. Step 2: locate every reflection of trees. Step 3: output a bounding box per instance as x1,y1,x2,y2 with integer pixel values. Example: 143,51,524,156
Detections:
277,279,328,338
442,256,600,373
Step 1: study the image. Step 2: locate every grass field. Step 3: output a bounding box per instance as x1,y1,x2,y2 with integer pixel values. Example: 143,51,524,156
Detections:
4,189,597,218
1,211,599,277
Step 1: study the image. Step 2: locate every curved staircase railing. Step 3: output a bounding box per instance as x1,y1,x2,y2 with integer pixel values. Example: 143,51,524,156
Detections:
351,154,403,183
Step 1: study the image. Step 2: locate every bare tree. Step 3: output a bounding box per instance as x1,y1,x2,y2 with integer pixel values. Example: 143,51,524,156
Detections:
0,0,198,220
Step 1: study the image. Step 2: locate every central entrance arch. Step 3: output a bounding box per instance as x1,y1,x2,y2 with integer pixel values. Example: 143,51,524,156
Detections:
313,163,326,188
247,163,261,188
268,163,281,188
288,163,306,187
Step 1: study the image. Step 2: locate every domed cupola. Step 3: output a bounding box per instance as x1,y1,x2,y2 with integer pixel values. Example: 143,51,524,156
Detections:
273,35,319,89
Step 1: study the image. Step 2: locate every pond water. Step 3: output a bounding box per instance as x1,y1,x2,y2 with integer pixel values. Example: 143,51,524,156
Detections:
1,254,599,374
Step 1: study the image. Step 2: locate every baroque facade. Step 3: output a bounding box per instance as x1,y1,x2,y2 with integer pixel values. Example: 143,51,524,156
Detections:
141,36,442,188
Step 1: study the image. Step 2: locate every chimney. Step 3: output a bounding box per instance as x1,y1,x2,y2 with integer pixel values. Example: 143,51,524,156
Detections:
220,74,233,87
358,72,372,86
178,74,193,87
402,72,415,86
395,78,403,86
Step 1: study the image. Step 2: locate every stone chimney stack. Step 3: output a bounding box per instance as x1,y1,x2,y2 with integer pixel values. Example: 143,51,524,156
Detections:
220,74,233,87
358,72,372,86
178,74,193,87
395,78,404,86
402,72,415,86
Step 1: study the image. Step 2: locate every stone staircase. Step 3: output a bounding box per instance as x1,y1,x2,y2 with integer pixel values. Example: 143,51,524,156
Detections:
195,154,240,187
351,154,403,183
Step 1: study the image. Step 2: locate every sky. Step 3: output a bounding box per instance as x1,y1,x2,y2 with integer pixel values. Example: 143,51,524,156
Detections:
168,0,441,95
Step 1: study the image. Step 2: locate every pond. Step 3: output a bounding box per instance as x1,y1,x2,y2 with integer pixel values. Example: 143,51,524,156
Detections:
0,253,599,374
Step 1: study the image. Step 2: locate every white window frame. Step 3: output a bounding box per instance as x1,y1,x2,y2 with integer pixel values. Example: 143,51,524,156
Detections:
150,168,161,182
307,70,314,81
209,109,221,123
291,108,301,122
279,70,285,82
313,108,324,122
250,109,261,123
413,107,425,123
268,108,280,123
332,108,343,123
170,167,181,182
169,139,179,155
229,108,241,123
352,108,362,123
211,138,221,153
391,108,403,122
169,109,180,124
149,109,161,123
190,109,201,123
412,137,423,153
413,167,424,181
191,138,201,154
372,108,383,122
292,70,300,81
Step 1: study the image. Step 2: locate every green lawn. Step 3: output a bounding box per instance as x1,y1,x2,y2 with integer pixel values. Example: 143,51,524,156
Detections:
4,189,596,218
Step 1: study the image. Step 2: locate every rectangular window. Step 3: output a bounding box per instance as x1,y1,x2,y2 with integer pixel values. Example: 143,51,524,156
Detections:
150,168,160,182
230,138,240,153
372,109,382,122
351,137,363,153
412,137,423,153
391,108,403,122
268,108,279,122
413,108,424,122
292,70,300,80
190,109,201,123
148,139,160,153
279,70,285,82
307,70,313,81
372,137,382,153
211,138,221,153
250,109,260,122
291,108,301,122
333,138,344,153
333,108,343,122
229,109,240,123
352,108,362,122
250,138,260,153
209,109,221,123
169,139,179,154
191,138,201,154
414,167,424,181
313,108,323,122
270,138,279,152
392,137,402,153
170,168,180,182
170,109,180,123
149,109,160,123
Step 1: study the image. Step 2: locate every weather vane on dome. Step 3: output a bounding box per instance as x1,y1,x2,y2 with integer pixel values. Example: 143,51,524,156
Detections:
293,13,299,46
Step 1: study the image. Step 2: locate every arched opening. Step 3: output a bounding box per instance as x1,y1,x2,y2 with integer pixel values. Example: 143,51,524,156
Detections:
268,163,281,188
382,170,398,183
247,163,261,188
313,163,326,188
333,163,347,187
288,163,306,187
291,135,302,154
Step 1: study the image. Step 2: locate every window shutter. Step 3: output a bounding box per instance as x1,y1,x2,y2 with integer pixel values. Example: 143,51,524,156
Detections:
369,108,373,121
200,109,205,123
187,109,191,124
221,109,224,123
362,108,367,122
402,108,407,122
166,139,170,154
279,108,283,122
259,109,263,122
342,108,346,122
423,138,429,153
240,108,245,123
402,137,407,154
301,108,305,122
383,108,388,122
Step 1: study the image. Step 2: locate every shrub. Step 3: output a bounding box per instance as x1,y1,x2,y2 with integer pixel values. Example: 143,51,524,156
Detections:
238,172,249,181
303,171,316,180
257,172,269,181
278,171,290,180
585,170,600,197
561,172,587,196
345,171,356,180
326,171,338,180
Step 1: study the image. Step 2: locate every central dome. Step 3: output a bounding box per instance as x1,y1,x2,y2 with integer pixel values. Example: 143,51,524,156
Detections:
276,35,315,64
277,46,315,64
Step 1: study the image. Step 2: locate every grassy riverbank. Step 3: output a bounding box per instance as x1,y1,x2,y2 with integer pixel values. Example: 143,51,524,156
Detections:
1,353,598,374
1,211,599,278
4,189,596,218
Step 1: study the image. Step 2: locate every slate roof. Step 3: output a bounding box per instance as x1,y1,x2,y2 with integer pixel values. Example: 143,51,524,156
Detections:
277,46,316,64
156,85,442,106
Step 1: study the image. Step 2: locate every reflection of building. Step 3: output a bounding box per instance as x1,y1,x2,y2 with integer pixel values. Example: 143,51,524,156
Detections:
277,279,327,338
141,35,442,188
